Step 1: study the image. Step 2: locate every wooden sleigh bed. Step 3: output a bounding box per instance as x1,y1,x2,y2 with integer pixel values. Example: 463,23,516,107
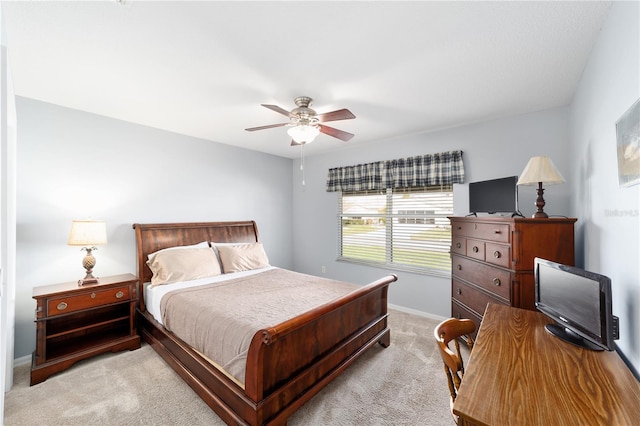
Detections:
133,221,397,425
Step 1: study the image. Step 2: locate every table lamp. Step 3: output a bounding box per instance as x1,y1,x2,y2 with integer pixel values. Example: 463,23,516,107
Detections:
68,219,107,285
517,156,565,218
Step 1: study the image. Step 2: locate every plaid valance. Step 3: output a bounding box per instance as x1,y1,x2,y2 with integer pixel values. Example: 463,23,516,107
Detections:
326,150,464,192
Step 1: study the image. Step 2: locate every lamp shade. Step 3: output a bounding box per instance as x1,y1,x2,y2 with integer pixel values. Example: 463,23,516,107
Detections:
68,220,107,246
287,124,320,144
516,156,565,186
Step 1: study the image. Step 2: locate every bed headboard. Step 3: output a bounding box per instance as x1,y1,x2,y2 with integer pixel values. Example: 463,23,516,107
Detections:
132,221,260,297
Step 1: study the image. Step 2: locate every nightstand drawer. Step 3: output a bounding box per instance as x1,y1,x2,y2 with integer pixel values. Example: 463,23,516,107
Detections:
47,286,130,316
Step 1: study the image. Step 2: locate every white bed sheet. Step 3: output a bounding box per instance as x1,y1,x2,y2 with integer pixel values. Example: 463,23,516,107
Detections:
144,266,276,325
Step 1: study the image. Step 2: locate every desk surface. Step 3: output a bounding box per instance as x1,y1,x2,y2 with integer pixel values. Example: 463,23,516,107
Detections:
453,304,640,426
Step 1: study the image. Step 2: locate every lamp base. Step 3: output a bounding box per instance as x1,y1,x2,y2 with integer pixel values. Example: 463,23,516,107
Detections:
532,182,549,219
78,248,100,286
78,277,99,286
531,211,549,219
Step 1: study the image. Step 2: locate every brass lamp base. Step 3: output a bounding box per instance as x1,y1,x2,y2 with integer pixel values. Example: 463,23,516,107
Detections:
78,247,100,286
78,276,99,286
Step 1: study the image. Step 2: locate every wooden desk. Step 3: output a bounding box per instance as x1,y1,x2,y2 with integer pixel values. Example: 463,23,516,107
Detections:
453,304,640,425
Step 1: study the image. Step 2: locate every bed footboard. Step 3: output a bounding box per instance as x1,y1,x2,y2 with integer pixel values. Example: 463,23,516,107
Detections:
244,274,397,425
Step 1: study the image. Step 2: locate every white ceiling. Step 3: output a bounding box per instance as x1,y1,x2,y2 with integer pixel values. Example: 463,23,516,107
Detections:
3,1,612,159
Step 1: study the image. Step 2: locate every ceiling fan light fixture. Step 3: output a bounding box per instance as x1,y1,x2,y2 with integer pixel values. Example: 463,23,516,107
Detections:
287,124,320,144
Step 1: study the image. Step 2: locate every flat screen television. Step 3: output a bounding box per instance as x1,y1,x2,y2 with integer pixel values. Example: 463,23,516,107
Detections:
534,257,619,351
468,176,518,215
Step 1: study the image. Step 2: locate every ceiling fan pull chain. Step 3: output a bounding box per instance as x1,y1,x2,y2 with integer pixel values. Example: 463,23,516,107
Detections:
300,143,306,186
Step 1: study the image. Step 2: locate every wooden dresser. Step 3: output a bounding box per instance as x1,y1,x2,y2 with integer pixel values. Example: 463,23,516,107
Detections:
448,216,576,335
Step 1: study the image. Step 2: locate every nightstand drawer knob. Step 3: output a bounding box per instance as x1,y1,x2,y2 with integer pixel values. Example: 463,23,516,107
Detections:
494,250,501,258
115,291,124,299
457,264,462,270
456,242,462,249
472,246,479,253
57,302,68,311
91,293,96,299
456,288,462,295
493,278,501,286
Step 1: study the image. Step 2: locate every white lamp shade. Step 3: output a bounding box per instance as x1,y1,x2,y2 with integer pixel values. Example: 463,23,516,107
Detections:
287,124,320,144
68,220,107,246
517,156,566,186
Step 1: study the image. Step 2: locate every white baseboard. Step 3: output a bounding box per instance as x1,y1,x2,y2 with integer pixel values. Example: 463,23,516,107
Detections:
388,303,447,322
13,354,31,367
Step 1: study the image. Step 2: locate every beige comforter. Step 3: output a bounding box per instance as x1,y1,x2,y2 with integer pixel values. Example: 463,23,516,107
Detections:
160,268,358,385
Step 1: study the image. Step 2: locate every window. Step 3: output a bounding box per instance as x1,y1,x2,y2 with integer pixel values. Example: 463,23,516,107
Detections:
338,185,453,276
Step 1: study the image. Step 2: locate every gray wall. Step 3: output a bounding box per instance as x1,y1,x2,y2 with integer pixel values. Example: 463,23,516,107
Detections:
292,106,572,317
14,97,293,358
12,1,639,379
569,1,640,372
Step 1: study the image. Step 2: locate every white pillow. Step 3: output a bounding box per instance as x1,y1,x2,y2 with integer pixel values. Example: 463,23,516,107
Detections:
147,247,221,287
147,241,209,264
216,243,270,273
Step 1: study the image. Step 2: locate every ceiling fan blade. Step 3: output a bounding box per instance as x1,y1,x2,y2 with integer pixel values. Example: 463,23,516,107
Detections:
317,108,355,123
245,123,289,132
262,104,291,117
319,124,354,141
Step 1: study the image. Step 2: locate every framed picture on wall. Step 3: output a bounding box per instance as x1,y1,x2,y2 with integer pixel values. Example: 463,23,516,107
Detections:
616,98,640,187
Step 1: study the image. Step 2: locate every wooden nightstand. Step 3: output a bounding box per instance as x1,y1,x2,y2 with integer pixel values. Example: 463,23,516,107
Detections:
30,273,141,385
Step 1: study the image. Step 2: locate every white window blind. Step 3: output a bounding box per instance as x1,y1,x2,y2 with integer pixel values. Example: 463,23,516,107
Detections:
338,186,453,276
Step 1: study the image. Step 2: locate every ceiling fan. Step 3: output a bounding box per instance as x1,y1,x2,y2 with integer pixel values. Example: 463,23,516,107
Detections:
245,96,355,145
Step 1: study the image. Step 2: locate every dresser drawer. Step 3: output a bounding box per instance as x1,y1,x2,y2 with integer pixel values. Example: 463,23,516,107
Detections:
46,286,131,317
466,239,485,261
452,221,510,243
452,278,508,314
452,254,511,301
485,242,510,268
451,301,482,340
451,236,466,255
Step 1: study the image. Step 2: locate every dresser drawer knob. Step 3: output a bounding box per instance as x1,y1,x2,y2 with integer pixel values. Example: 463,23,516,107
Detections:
494,229,501,234
493,278,501,286
457,264,462,270
493,250,501,258
456,288,462,295
90,292,96,299
115,291,124,299
472,246,479,253
57,302,68,311
456,242,462,249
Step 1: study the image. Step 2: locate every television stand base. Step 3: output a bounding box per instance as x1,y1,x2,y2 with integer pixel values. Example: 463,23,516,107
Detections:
545,323,604,351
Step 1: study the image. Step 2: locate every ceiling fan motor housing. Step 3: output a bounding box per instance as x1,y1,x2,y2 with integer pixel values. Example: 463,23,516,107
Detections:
291,97,318,125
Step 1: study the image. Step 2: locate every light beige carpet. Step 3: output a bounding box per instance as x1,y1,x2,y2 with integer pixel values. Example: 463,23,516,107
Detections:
4,309,453,425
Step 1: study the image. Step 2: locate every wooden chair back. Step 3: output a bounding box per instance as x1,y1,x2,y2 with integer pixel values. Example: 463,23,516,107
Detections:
434,318,476,422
